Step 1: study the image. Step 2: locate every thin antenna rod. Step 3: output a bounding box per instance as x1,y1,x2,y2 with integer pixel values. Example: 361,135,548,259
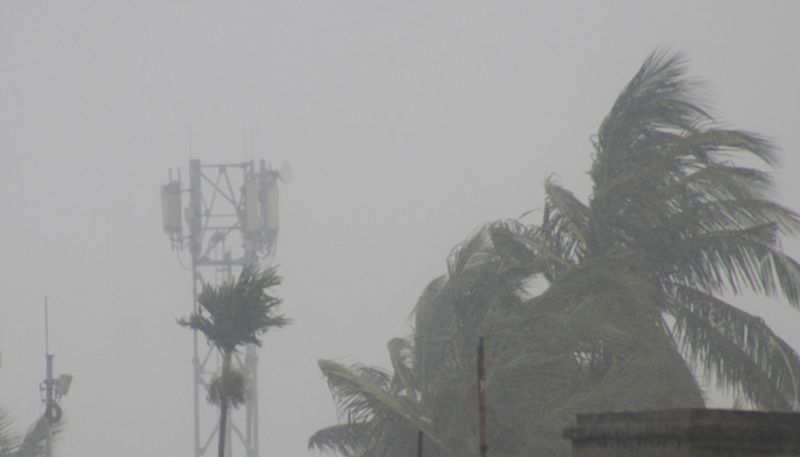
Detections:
44,295,54,457
188,125,194,159
251,124,256,160
243,125,248,161
477,337,488,457
45,296,49,355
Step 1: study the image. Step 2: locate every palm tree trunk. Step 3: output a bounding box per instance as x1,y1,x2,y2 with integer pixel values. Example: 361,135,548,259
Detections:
218,351,232,457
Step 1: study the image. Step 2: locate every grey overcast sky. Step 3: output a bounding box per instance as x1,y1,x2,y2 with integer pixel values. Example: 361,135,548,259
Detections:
1,2,799,457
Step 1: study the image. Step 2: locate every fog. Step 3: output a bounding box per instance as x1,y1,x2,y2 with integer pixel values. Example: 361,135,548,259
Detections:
1,2,799,456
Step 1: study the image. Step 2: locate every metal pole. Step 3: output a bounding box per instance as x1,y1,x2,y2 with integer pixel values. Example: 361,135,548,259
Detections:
45,297,49,355
190,159,202,457
46,354,53,457
245,346,258,457
244,162,259,457
244,194,259,457
416,430,423,457
45,297,53,457
477,337,488,457
192,255,201,457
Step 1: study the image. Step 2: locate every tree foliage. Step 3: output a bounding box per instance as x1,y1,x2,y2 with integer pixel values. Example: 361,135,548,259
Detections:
310,49,800,457
179,265,289,354
179,265,289,457
0,409,62,457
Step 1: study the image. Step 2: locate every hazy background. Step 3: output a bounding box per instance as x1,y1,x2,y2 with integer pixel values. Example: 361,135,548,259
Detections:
1,2,799,456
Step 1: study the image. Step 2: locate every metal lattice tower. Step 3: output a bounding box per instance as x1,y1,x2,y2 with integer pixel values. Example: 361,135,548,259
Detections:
161,158,288,457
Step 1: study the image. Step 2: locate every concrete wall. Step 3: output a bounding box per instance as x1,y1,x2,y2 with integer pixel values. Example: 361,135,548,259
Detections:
563,409,800,457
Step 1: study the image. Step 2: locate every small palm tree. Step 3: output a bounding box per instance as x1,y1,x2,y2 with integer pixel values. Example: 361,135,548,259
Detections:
179,265,289,457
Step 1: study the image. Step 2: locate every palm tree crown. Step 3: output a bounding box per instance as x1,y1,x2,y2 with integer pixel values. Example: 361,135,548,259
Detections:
180,265,289,353
526,50,800,409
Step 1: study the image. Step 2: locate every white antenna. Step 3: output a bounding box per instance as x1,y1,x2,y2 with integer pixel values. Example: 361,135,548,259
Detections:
251,124,256,160
44,296,50,356
188,125,194,159
243,125,248,161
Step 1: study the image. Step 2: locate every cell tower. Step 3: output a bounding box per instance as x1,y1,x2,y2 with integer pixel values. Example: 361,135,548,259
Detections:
161,159,290,457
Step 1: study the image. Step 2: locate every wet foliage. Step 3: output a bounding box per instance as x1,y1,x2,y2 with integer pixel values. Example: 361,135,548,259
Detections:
310,50,800,457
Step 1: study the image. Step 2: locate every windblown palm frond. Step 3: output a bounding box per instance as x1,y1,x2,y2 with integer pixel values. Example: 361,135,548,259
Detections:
668,285,800,409
655,223,800,304
593,50,709,189
0,411,17,457
313,358,454,457
0,409,64,457
542,179,590,265
308,423,372,457
387,338,416,395
489,218,572,282
487,220,550,273
411,275,453,400
446,226,534,312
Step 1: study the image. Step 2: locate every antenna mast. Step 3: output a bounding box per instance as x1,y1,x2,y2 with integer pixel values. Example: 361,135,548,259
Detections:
45,297,52,457
41,297,72,457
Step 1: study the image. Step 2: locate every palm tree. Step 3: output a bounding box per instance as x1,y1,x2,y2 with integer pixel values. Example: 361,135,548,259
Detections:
310,228,536,457
179,265,289,457
0,409,62,457
485,49,800,452
309,338,447,457
310,49,800,457
495,48,800,407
